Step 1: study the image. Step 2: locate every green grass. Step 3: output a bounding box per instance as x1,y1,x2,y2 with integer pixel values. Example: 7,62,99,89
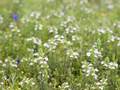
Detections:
0,0,120,90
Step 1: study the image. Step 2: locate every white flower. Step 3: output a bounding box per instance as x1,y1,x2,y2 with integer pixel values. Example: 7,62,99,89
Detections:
2,63,6,67
34,23,43,31
94,74,98,80
33,38,41,45
26,37,42,45
66,50,79,59
94,49,102,58
82,61,98,79
48,26,58,34
60,82,71,90
86,52,91,57
21,17,30,23
33,53,39,57
96,78,107,90
10,63,17,68
87,48,102,58
72,35,80,41
65,26,77,34
47,0,55,3
80,0,88,4
9,23,15,30
31,82,35,85
70,52,79,59
98,28,106,34
107,4,114,10
117,41,120,46
0,60,2,64
101,61,118,69
108,62,118,69
54,35,65,43
29,62,34,66
111,35,116,42
30,11,41,19
44,43,50,48
67,16,75,22
0,15,3,24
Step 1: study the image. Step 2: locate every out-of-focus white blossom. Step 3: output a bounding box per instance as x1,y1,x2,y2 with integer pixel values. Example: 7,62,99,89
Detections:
26,37,42,45
101,61,118,69
0,15,3,24
98,28,106,34
48,26,58,34
59,82,71,90
30,11,41,19
95,78,107,90
66,49,79,59
34,23,43,31
82,61,98,80
65,26,77,34
86,48,102,58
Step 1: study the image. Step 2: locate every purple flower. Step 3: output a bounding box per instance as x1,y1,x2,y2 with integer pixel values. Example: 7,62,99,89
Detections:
16,59,20,65
12,13,19,21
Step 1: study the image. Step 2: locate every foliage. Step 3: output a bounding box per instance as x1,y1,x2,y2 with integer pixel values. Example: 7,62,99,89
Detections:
0,0,120,90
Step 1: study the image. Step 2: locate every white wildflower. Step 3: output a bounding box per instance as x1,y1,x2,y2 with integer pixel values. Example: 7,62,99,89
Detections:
0,15,3,24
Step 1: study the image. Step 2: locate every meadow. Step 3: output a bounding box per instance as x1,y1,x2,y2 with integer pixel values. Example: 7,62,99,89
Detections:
0,0,120,90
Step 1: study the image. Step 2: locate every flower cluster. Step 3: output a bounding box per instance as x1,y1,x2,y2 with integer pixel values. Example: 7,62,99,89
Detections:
95,78,107,90
86,48,102,58
101,61,118,69
82,61,98,80
26,37,42,45
19,77,36,87
66,49,79,59
0,0,119,90
59,82,71,90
